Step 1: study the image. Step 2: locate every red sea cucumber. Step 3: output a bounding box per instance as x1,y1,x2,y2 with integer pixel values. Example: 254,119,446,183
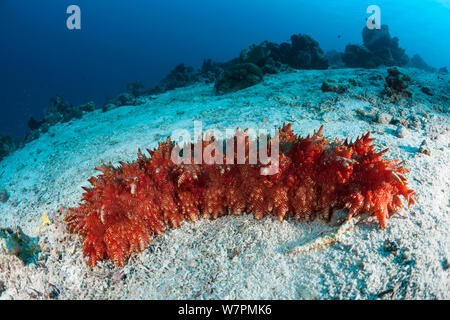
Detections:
65,124,416,267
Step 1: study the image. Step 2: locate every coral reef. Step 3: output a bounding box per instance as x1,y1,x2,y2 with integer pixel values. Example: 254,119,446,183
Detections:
149,64,199,94
362,25,409,67
78,101,97,113
283,33,329,70
101,85,150,113
28,117,43,131
215,63,264,94
198,59,226,83
65,124,415,267
148,33,328,95
0,134,18,161
126,81,146,97
343,25,409,68
240,34,328,71
106,93,145,108
342,44,379,69
240,40,284,74
26,96,99,141
43,95,83,125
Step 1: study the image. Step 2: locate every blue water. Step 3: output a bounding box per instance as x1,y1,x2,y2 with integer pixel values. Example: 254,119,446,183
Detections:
1,0,449,137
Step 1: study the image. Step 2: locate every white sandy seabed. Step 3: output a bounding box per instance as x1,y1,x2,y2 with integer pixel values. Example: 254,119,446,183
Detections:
0,67,449,300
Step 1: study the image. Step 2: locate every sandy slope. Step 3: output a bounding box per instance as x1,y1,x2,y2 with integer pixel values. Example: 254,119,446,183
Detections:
0,67,449,299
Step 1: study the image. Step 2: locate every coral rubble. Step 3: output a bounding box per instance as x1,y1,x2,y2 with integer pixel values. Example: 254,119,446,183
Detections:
0,134,17,161
321,81,347,94
215,63,264,94
0,189,8,203
66,124,415,267
0,226,40,265
384,68,412,100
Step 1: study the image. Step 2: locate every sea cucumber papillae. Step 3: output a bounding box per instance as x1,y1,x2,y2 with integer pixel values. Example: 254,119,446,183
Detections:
65,124,415,267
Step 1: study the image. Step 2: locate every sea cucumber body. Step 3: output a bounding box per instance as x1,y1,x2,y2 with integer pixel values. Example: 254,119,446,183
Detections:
66,124,415,267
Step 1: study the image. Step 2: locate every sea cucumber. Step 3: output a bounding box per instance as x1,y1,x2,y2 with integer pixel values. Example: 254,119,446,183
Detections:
65,124,415,267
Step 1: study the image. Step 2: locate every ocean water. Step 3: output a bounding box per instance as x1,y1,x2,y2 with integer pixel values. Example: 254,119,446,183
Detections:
1,1,450,300
0,0,449,138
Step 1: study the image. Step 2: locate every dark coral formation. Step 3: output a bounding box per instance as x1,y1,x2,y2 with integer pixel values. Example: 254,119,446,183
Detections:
149,64,199,94
4,32,331,163
198,59,228,83
28,117,42,131
213,33,327,94
282,33,329,70
148,33,328,95
362,25,409,66
343,25,409,68
0,134,18,162
214,63,264,94
126,81,146,97
105,92,146,110
342,45,379,69
0,226,40,265
420,86,433,96
143,33,329,96
78,101,97,113
0,189,8,203
241,34,328,72
384,68,412,99
241,34,328,73
45,95,83,124
66,124,415,267
240,40,284,74
26,96,99,141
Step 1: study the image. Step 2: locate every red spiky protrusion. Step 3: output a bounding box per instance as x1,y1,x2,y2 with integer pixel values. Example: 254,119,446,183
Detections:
65,124,416,267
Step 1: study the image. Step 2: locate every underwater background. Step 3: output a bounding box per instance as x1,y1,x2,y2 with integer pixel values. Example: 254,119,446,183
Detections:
0,0,449,138
1,0,449,300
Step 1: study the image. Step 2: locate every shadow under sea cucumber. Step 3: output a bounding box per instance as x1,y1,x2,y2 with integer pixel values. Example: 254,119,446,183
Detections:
65,124,416,267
